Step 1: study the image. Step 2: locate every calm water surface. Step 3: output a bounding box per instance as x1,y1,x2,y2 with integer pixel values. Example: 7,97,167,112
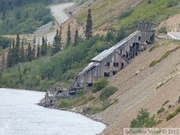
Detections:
0,88,106,135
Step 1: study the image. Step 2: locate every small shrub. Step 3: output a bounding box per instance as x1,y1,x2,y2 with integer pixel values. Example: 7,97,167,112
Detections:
130,109,156,128
149,60,159,67
92,78,108,93
166,112,176,121
149,47,180,67
157,107,165,114
178,96,180,103
159,26,167,34
119,9,134,20
149,44,160,52
55,99,73,108
167,0,179,7
156,82,164,89
144,115,156,127
168,105,173,108
99,86,118,100
83,106,102,115
163,100,169,106
78,96,95,106
166,107,180,121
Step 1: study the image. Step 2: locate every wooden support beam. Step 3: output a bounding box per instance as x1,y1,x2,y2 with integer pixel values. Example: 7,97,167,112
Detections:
114,50,129,64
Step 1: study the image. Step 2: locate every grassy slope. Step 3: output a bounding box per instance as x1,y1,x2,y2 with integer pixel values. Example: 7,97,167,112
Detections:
76,0,180,30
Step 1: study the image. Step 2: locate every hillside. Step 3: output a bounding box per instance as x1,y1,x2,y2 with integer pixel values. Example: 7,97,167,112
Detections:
97,40,180,134
72,0,180,33
1,0,180,134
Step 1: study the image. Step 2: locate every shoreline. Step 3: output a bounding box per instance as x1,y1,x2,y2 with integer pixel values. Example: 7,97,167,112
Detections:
40,105,108,132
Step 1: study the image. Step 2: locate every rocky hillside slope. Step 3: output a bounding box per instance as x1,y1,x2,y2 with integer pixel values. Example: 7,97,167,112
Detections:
71,0,180,34
97,40,180,135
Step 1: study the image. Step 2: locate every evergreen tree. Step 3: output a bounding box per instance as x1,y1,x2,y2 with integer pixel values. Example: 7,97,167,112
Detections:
32,45,36,60
20,39,25,62
74,29,79,46
6,46,12,68
33,35,36,45
41,36,47,56
27,43,32,62
14,34,20,64
59,26,62,49
2,53,5,70
47,42,52,56
66,25,71,48
11,40,16,66
85,9,93,39
52,30,61,54
37,43,40,58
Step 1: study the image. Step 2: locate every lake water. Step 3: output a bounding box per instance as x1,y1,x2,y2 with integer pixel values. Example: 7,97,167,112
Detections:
0,88,106,135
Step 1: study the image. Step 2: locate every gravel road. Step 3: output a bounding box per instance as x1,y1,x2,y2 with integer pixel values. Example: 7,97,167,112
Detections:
35,2,74,45
50,3,74,26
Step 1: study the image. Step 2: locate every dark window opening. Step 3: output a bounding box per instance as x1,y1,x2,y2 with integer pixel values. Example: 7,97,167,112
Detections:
121,63,124,68
138,36,141,41
104,72,110,77
120,49,123,54
114,63,119,67
105,62,110,66
113,71,117,75
87,83,93,87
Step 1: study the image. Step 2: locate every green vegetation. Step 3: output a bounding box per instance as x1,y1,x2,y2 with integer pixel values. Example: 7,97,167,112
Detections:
130,109,156,128
162,100,169,106
2,32,125,90
0,3,53,34
119,9,134,20
76,0,180,31
166,106,180,121
83,85,118,115
55,99,74,108
0,0,75,34
159,26,167,34
157,107,165,114
149,44,160,52
83,106,102,115
85,9,93,39
150,46,180,67
77,0,88,5
55,89,95,109
91,78,108,93
0,36,12,51
99,86,118,101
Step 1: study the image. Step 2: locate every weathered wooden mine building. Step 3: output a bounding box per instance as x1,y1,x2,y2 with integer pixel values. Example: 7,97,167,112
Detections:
71,21,155,90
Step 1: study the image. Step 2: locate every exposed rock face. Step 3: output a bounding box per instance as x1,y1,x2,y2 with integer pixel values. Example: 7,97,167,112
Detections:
158,14,180,32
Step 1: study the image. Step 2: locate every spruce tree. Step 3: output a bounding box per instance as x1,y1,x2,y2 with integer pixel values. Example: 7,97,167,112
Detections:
66,25,71,48
41,36,47,56
2,53,5,70
27,43,32,62
14,34,20,64
47,42,52,56
37,43,40,58
20,39,25,62
37,43,41,58
32,45,36,60
74,29,79,46
52,30,61,54
6,46,12,68
85,9,93,39
11,40,16,66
